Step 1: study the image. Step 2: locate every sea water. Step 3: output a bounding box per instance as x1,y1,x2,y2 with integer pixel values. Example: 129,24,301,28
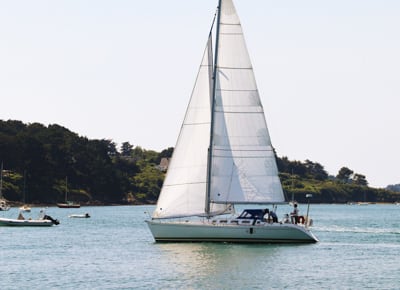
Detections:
0,204,399,289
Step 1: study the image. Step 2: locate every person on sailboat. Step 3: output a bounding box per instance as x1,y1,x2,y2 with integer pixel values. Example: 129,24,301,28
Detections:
261,208,270,222
269,211,278,223
291,203,299,224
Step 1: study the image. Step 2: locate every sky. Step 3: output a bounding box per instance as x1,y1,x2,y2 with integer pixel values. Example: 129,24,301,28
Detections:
1,0,399,188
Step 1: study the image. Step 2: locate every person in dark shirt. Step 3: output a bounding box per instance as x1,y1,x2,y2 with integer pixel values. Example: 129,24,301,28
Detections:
270,211,278,223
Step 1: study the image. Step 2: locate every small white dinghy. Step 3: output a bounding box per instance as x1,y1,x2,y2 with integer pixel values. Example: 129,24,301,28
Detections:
0,209,59,227
69,213,90,218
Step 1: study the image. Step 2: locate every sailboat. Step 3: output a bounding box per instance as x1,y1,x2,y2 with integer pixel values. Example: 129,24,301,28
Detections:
146,0,318,243
19,171,31,212
357,191,368,205
0,162,11,211
57,177,80,208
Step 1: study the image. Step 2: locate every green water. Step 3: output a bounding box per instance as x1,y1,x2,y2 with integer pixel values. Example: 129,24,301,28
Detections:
1,204,399,289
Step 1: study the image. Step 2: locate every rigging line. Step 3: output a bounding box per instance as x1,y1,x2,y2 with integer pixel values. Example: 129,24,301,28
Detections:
213,155,273,159
214,148,274,152
183,122,210,126
220,32,243,35
213,201,287,205
214,110,264,114
217,89,258,92
214,105,262,109
220,23,241,26
217,66,252,70
224,160,236,203
214,103,262,106
164,181,207,187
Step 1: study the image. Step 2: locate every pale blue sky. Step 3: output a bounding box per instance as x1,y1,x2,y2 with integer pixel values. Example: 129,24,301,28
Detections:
1,0,399,188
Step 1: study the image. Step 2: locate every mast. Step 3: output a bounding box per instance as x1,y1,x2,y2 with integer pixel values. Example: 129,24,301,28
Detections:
205,0,222,216
65,176,68,202
23,170,26,203
0,162,3,198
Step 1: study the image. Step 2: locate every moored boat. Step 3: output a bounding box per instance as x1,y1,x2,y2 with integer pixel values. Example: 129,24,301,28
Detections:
57,177,80,208
0,217,54,227
19,171,31,212
0,162,11,211
0,210,59,227
69,213,90,218
19,205,31,212
57,202,81,208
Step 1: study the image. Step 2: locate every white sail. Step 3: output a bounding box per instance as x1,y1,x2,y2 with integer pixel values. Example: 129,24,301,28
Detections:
153,35,230,219
153,0,284,219
209,0,285,204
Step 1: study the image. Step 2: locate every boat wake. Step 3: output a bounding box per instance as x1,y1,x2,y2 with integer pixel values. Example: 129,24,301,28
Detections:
315,225,400,235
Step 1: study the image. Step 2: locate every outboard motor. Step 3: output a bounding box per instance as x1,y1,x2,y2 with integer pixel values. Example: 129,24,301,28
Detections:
44,215,60,225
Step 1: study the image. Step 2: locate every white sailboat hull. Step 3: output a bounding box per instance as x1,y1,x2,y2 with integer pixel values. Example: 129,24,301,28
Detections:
146,220,318,243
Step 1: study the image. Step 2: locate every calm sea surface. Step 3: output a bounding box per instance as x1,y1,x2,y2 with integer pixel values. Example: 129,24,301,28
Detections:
1,204,399,289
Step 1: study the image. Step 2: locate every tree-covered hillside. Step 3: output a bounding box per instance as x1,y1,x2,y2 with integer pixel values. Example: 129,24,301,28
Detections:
1,119,399,205
277,157,399,203
0,120,169,205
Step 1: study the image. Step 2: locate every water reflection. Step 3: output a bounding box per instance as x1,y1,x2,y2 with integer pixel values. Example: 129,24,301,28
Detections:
154,243,299,288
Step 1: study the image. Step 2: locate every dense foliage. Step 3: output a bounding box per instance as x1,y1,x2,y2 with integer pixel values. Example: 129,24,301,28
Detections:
0,120,168,205
1,119,399,205
277,157,398,203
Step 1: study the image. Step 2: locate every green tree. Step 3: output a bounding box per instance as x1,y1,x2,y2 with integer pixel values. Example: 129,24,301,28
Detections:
337,167,354,182
132,165,164,201
353,173,368,186
121,142,133,157
304,160,328,180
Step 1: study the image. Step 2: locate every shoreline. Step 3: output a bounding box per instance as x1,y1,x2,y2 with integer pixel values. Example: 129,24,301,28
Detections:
4,201,399,208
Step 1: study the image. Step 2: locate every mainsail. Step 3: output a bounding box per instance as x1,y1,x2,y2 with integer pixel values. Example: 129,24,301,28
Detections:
152,0,284,219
